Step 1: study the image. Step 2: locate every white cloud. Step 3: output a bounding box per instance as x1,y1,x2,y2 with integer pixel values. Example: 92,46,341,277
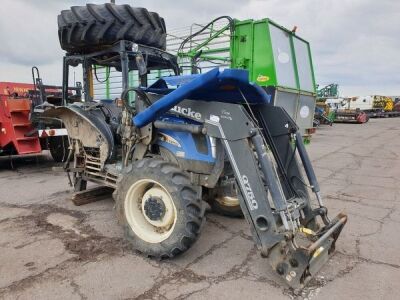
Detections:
0,0,398,96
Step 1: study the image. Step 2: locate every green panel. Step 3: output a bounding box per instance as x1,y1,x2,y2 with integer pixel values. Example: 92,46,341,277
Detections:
231,18,316,94
252,21,277,86
231,19,277,87
231,20,253,70
307,43,317,94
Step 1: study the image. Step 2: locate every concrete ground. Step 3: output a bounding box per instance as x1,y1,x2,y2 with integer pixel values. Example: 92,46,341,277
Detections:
0,118,399,300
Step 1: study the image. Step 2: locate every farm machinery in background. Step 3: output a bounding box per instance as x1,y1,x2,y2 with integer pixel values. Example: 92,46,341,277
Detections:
316,84,400,124
314,84,338,126
316,83,368,124
0,68,81,162
45,3,347,290
343,95,400,117
315,83,367,124
326,95,400,123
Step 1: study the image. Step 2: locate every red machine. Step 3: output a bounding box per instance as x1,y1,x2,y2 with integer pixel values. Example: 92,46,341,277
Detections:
0,82,41,155
334,110,369,124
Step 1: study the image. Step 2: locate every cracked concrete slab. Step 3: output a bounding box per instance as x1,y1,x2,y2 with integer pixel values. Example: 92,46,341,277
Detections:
46,213,83,236
173,221,233,267
188,235,253,277
388,206,400,223
159,280,210,299
360,220,400,266
0,219,75,288
83,209,124,238
0,206,31,222
187,278,284,299
316,263,400,300
340,184,397,203
324,197,391,221
71,255,161,299
0,119,400,300
4,277,81,300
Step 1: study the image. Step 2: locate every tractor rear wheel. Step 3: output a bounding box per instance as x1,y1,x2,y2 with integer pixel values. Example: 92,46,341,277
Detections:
115,158,205,258
210,196,243,218
49,136,69,163
58,3,167,54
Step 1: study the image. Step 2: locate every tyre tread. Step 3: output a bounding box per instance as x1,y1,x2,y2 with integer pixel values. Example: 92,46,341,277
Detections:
58,4,166,53
116,158,204,258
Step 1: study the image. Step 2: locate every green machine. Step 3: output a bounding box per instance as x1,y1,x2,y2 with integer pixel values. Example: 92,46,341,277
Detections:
178,18,317,135
317,83,339,99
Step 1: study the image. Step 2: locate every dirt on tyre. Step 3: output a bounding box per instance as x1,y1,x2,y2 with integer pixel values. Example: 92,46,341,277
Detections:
58,3,167,54
115,158,205,258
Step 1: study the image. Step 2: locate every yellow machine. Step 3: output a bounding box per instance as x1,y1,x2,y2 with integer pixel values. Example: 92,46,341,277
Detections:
373,95,394,112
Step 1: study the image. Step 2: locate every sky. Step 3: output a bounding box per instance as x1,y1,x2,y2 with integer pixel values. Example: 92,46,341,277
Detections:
0,0,399,96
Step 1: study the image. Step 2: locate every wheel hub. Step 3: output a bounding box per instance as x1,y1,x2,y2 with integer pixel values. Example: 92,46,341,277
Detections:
141,186,175,229
125,180,177,244
143,197,166,221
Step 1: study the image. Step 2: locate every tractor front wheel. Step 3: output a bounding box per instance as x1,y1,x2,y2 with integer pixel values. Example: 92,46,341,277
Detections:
115,158,205,258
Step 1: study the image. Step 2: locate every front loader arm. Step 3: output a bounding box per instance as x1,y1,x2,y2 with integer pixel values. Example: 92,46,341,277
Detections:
206,117,285,252
162,99,347,289
204,104,346,288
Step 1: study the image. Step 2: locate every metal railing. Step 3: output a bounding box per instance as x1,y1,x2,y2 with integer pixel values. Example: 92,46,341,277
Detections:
92,19,232,101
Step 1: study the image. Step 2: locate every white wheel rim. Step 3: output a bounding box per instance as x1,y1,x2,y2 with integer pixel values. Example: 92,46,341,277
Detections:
125,179,177,243
215,195,240,207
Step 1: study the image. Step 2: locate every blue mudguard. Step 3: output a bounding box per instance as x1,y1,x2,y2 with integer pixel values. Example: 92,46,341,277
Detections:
133,68,271,128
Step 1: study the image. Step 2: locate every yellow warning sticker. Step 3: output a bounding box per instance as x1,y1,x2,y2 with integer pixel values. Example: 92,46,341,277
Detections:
257,75,270,82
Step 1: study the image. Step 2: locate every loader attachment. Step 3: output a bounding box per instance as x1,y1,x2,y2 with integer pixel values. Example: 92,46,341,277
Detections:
133,69,347,288
267,213,347,288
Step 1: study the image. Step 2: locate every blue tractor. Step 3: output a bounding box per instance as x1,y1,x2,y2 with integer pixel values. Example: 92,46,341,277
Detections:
49,3,347,289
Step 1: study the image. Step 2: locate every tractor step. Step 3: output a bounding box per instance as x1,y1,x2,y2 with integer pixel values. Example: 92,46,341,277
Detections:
71,186,114,206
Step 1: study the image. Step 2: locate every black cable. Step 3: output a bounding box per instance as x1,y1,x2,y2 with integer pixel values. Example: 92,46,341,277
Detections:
120,87,153,114
120,89,136,115
133,88,153,107
94,65,110,83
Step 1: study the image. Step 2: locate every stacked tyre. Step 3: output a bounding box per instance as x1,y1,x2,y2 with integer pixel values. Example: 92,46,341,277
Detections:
58,3,167,54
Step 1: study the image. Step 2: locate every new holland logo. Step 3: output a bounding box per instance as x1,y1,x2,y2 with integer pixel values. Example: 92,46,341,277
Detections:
242,175,258,210
171,106,202,120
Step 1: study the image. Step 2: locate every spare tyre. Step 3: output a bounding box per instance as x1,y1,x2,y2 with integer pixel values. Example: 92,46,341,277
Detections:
58,3,167,54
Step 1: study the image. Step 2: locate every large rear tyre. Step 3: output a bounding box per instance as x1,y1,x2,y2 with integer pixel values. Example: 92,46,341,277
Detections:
210,196,243,218
49,136,69,163
58,3,167,54
115,158,204,258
